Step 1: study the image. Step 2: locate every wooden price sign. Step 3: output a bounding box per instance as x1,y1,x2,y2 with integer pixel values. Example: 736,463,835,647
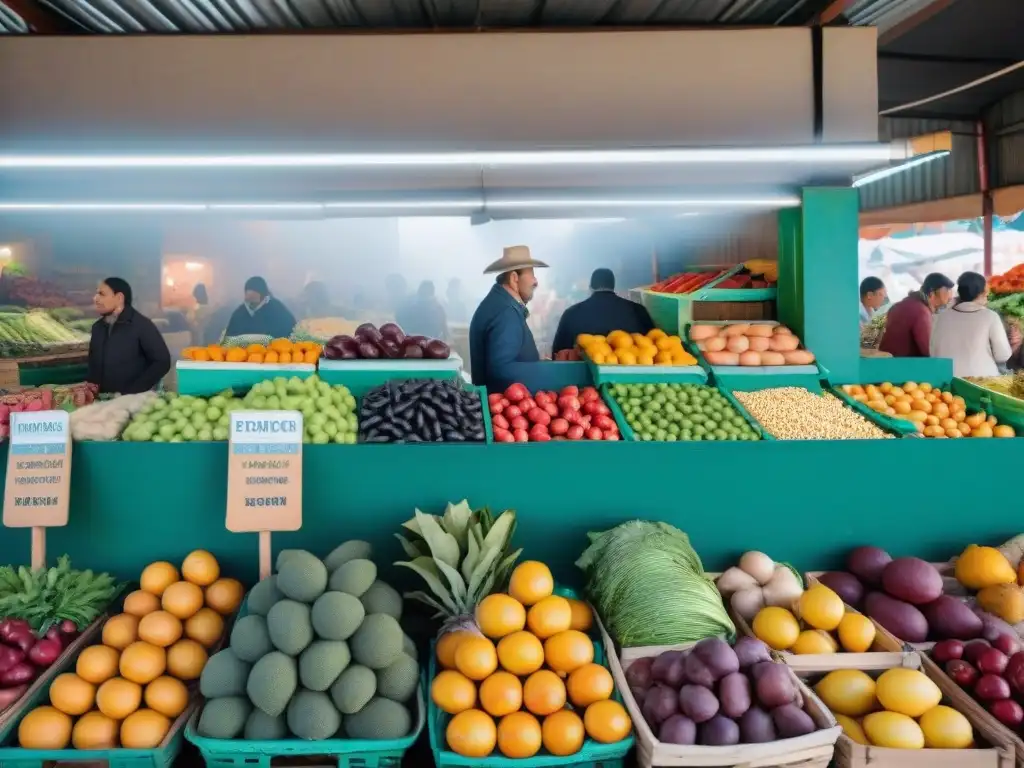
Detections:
227,410,303,579
3,410,72,569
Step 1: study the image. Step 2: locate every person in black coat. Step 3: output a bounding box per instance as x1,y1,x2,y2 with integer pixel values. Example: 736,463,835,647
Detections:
87,277,171,395
224,276,297,339
551,268,655,354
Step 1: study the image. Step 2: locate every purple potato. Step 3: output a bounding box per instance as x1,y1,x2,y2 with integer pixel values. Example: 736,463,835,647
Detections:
652,651,686,687
733,636,772,669
755,664,796,709
641,684,678,727
357,341,380,359
772,703,816,738
924,595,983,639
659,714,697,745
816,572,865,608
379,322,405,344
864,591,928,643
718,671,751,719
699,715,739,746
678,685,719,724
739,706,777,743
684,653,715,688
626,657,654,690
847,546,892,586
881,558,943,605
692,637,739,681
424,339,451,360
749,661,775,680
631,686,648,708
402,342,424,359
355,323,382,343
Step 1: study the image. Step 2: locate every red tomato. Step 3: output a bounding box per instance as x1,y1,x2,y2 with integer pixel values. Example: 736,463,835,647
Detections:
535,393,552,407
513,429,530,443
520,398,537,412
504,405,522,419
566,425,585,440
490,401,504,414
557,395,581,412
593,415,615,431
581,388,600,403
531,430,552,442
578,416,592,427
529,424,549,440
487,393,503,406
562,410,578,424
505,383,528,403
550,418,569,435
542,403,558,418
585,427,604,440
603,431,620,440
494,428,514,443
500,397,510,408
492,414,510,430
561,386,580,397
528,408,551,426
510,416,529,431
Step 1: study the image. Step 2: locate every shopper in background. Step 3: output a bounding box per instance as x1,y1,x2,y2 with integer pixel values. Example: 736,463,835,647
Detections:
87,277,171,395
189,283,210,345
469,246,548,391
397,281,449,340
878,272,954,358
551,268,655,355
930,271,1011,377
298,281,348,320
859,276,887,327
224,276,297,339
445,278,469,324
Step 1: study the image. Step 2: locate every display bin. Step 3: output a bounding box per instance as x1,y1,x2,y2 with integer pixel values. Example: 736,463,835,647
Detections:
953,378,1024,434
798,653,1014,768
829,385,921,436
175,362,316,396
318,354,464,397
427,640,633,768
631,267,735,334
584,354,708,388
598,619,840,768
683,322,824,386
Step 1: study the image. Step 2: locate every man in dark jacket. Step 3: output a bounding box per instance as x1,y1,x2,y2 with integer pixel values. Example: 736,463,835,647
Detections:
87,277,171,394
878,273,954,358
469,246,549,392
551,268,655,354
224,276,297,339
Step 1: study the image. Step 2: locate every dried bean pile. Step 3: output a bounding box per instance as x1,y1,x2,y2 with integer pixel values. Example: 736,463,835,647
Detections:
734,387,892,440
359,379,487,443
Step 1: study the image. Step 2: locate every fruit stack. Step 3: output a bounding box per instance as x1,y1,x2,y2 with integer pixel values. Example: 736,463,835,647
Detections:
430,562,632,759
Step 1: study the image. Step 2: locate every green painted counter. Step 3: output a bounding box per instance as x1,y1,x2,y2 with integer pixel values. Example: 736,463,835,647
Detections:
1,439,1021,588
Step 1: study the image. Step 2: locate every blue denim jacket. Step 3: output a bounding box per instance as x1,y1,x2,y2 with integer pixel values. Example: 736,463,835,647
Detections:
469,285,542,391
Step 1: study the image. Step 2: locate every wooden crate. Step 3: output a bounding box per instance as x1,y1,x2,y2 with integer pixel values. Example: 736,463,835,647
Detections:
0,349,89,388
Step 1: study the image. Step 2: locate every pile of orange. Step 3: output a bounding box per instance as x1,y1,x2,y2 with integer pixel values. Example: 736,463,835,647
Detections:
430,561,632,759
578,329,697,367
18,550,243,751
182,339,322,365
842,381,1016,438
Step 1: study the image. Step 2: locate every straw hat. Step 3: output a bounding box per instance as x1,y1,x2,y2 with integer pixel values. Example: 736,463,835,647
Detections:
483,245,550,276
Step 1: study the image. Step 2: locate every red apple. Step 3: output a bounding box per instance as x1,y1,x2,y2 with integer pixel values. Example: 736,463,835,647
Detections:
566,425,585,440
494,428,514,443
527,408,550,426
512,429,529,443
944,659,979,688
975,674,1011,701
543,403,559,418
560,386,579,397
989,699,1024,728
585,427,603,440
549,418,569,436
509,416,529,431
931,640,964,664
964,640,992,666
505,383,528,402
993,633,1022,657
557,395,581,412
491,414,509,431
504,405,522,420
977,648,1010,677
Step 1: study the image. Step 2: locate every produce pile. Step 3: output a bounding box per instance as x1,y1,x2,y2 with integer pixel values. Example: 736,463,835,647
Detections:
0,274,74,309
293,317,360,342
716,260,778,288
733,388,892,440
198,541,420,742
750,584,876,656
931,637,1024,730
648,270,729,294
182,339,322,365
989,264,1024,296
324,322,451,361
0,309,89,357
842,381,1017,438
552,348,582,362
121,377,358,444
860,312,887,350
0,557,120,710
628,638,824,746
489,384,619,442
815,666,973,749
359,379,484,443
0,384,98,439
16,551,241,750
989,293,1024,320
577,521,734,647
607,382,760,442
965,372,1024,402
577,329,697,367
70,392,160,441
690,323,815,367
716,552,804,624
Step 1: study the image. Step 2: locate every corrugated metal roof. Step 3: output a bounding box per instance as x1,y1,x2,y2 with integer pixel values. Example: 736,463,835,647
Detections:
985,90,1024,188
0,2,28,30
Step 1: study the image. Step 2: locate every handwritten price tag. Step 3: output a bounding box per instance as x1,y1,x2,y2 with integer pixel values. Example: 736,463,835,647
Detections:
4,410,71,528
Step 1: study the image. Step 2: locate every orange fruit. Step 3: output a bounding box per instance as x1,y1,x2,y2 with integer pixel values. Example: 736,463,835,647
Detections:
497,711,542,758
508,562,554,606
17,706,72,749
446,709,496,758
144,676,189,718
567,663,614,708
140,562,179,597
181,550,220,587
161,582,204,620
475,594,526,639
49,673,96,716
496,631,544,676
96,677,143,720
542,709,586,756
523,669,566,716
431,670,477,714
120,641,167,685
102,614,140,650
567,599,594,632
184,607,225,648
121,709,171,748
166,638,208,680
76,645,120,685
526,595,573,639
584,699,632,743
72,711,119,749
436,630,472,669
454,635,498,681
479,671,523,717
138,611,183,648
204,578,244,615
123,590,161,618
544,630,594,674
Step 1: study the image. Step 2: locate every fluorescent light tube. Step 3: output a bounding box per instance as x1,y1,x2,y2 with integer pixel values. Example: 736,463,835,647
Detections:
487,196,801,209
852,151,950,188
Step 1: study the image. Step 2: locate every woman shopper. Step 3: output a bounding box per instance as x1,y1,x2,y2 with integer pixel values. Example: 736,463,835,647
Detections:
931,271,1012,377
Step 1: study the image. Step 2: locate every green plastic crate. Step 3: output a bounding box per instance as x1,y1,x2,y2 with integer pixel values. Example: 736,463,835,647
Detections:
428,639,632,768
175,362,316,396
318,355,464,397
829,385,920,437
582,353,707,388
952,377,1024,434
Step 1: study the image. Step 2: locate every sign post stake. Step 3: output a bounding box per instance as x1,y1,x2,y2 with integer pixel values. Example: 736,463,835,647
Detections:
227,410,303,580
4,410,72,570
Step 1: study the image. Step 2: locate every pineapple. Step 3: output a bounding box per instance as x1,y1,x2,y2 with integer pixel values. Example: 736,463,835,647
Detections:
394,500,521,635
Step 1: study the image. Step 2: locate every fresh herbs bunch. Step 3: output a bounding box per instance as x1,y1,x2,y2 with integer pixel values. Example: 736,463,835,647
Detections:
0,555,121,633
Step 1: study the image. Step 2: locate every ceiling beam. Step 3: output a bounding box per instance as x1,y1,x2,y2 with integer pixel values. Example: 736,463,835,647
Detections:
878,0,954,45
817,0,855,25
2,0,77,31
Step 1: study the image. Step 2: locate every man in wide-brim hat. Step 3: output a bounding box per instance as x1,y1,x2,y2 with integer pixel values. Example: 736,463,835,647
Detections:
469,246,550,393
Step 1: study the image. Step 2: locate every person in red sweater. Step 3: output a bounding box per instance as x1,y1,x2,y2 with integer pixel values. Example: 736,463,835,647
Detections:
879,273,954,358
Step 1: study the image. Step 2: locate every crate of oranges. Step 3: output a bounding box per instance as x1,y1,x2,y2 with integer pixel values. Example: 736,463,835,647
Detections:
0,550,241,768
578,330,705,387
176,339,321,396
428,571,634,767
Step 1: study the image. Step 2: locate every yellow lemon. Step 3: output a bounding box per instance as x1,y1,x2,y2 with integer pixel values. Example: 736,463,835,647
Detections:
837,613,875,653
798,584,845,631
790,630,837,655
751,607,800,651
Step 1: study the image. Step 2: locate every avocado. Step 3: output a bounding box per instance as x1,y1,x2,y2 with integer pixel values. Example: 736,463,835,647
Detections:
198,696,252,739
328,558,377,598
360,581,403,620
351,613,403,670
376,654,419,703
244,708,288,740
330,664,376,714
286,689,342,740
230,614,274,663
344,697,412,740
324,540,373,572
199,649,251,698
247,576,284,617
246,651,298,717
276,550,329,603
266,599,315,655
299,640,351,691
311,591,365,641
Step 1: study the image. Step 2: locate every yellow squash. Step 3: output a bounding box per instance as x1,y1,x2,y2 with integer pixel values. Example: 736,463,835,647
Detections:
956,545,1017,590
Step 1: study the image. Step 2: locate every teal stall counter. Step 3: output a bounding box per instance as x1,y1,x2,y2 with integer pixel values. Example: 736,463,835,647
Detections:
1,439,1020,588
